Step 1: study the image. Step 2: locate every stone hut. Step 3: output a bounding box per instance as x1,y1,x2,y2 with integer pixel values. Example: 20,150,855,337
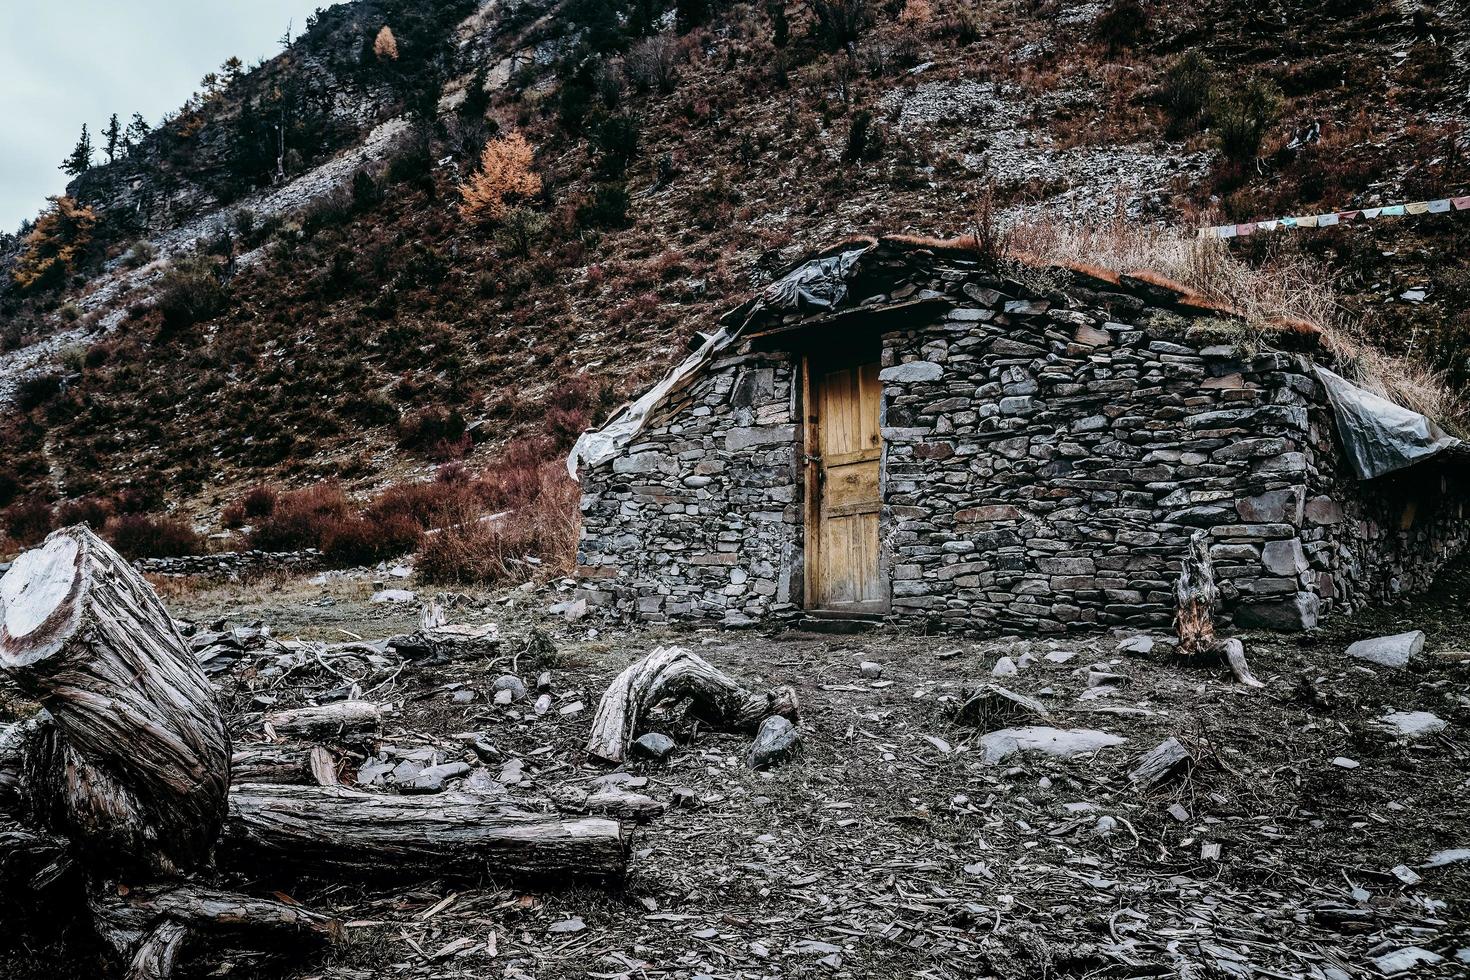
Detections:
569,235,1470,632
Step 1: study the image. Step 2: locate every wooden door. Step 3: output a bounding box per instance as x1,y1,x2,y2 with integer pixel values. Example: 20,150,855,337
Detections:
805,355,885,613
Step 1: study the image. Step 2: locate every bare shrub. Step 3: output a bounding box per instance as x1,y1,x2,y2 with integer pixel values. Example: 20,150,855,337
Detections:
104,513,206,559
4,498,54,546
970,182,1012,270
54,497,114,530
155,254,228,332
625,35,685,94
1161,51,1214,134
1213,76,1282,162
248,482,354,552
417,463,580,585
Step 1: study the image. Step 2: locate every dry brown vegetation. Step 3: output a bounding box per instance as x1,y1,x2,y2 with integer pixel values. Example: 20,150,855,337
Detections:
458,131,542,222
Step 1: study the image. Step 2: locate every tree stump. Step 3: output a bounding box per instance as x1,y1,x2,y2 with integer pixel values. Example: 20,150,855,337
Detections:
0,526,231,875
585,646,799,764
1173,531,1265,688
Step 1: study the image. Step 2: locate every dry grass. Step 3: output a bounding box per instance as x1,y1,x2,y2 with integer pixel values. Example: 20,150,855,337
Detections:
1000,218,1464,426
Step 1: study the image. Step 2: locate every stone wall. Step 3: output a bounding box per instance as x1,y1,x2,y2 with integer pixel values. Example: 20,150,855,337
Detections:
132,549,321,579
878,300,1332,632
1299,400,1470,617
576,244,1470,632
576,353,802,623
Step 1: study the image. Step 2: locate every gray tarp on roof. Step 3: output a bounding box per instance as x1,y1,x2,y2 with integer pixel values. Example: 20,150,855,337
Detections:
568,246,874,478
1314,366,1460,480
758,247,869,313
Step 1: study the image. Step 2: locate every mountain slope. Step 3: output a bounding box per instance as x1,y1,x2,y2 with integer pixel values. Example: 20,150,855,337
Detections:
1,0,1467,561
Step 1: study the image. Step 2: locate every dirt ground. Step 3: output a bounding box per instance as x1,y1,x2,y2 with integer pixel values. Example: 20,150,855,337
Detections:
4,565,1469,979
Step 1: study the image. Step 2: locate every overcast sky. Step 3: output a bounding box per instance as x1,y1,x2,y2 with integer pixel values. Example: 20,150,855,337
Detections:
0,1,328,233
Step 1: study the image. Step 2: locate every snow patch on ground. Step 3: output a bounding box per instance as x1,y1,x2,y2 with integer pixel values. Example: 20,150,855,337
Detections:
0,117,411,407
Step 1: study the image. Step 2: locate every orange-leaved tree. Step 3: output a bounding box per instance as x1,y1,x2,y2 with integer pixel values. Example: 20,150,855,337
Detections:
458,132,542,222
374,25,399,61
12,196,97,293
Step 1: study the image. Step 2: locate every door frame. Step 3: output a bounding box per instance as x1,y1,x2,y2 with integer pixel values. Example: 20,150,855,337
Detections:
800,347,889,614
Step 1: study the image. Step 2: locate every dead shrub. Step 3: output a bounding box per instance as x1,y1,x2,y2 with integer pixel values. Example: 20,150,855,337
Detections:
54,497,114,530
319,513,422,565
247,482,353,552
4,498,55,546
397,407,468,453
104,513,206,559
1006,216,1462,426
416,463,580,585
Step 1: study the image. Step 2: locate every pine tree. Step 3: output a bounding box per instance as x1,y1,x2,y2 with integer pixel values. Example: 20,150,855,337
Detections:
102,114,122,164
11,196,97,292
123,113,151,154
222,56,245,86
374,25,399,61
458,132,541,222
61,125,93,176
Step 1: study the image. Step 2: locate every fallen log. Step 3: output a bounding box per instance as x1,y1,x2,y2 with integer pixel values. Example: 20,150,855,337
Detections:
586,646,799,764
87,882,340,980
263,701,383,740
0,527,629,978
230,744,341,786
224,784,631,883
1174,531,1265,688
0,526,231,875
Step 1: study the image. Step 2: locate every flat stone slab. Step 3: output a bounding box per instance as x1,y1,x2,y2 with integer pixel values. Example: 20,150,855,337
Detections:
979,726,1125,765
1346,630,1424,668
1378,710,1447,738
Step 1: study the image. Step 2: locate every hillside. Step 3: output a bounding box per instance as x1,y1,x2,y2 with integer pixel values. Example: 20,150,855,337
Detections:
1,0,1468,570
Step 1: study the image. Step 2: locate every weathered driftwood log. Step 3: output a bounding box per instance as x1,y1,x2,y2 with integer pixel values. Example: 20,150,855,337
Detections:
586,646,800,764
230,744,340,786
224,784,631,883
1174,532,1265,688
544,785,666,823
87,882,339,980
263,701,382,740
0,526,231,874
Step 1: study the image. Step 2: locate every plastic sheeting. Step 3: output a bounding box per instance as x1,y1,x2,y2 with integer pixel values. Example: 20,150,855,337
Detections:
758,247,869,313
567,325,738,477
567,246,876,478
1314,366,1460,480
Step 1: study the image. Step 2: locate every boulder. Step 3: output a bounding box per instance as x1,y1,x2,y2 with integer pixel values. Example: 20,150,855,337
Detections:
978,727,1125,765
630,732,677,761
1346,631,1424,668
1234,592,1319,631
1378,710,1446,738
492,674,528,701
747,715,802,770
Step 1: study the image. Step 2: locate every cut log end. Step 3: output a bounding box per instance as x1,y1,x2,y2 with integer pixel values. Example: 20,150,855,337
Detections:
0,530,83,666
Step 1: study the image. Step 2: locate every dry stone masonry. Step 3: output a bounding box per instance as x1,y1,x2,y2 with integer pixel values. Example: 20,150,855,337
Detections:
575,237,1470,632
